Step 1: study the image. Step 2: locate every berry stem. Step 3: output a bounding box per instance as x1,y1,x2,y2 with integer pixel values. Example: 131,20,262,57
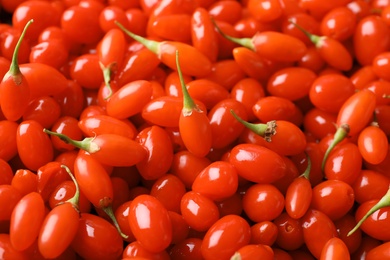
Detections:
321,124,350,171
6,19,34,85
176,50,199,116
300,153,312,180
43,129,100,153
99,62,114,99
348,188,390,236
211,18,255,51
289,20,322,47
62,165,80,211
115,21,159,55
230,109,277,142
102,206,128,239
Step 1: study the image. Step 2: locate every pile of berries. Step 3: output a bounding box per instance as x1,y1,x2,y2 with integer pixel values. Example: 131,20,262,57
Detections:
1,0,390,259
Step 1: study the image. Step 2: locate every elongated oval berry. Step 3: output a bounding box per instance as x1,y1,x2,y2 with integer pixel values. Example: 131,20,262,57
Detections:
229,143,287,184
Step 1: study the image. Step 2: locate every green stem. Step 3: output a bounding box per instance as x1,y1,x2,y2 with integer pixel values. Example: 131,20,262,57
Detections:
230,252,241,260
8,19,33,85
176,50,199,116
102,206,128,239
347,188,390,236
299,153,312,180
115,21,159,55
230,109,277,142
289,20,323,47
61,165,80,210
99,62,114,100
210,18,255,51
321,124,350,171
43,129,100,153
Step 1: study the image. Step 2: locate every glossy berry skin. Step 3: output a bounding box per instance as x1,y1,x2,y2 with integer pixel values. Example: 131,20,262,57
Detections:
0,160,14,187
0,19,31,122
170,150,211,189
267,67,316,101
122,240,171,259
36,161,71,202
350,65,378,90
0,120,18,161
320,6,356,41
338,89,377,132
191,7,218,62
352,170,390,204
61,3,104,45
208,99,247,149
309,74,355,114
50,116,83,152
179,105,212,158
229,143,287,184
180,191,220,232
0,71,30,122
249,221,278,246
29,40,69,70
97,28,126,69
251,31,307,62
232,244,274,260
243,184,284,222
354,200,390,241
321,88,377,171
285,176,312,219
38,202,79,259
73,152,113,208
357,125,389,165
135,126,174,180
324,143,363,185
274,213,304,251
169,238,203,259
119,22,213,77
16,120,54,171
354,15,390,66
314,36,353,71
186,79,230,110
12,1,61,41
230,78,265,121
0,234,29,260
78,114,137,139
201,215,251,260
106,80,153,119
129,194,172,253
254,120,307,156
366,241,390,260
23,96,62,129
303,108,337,140
81,134,148,167
150,174,186,213
302,209,338,259
310,180,355,221
320,237,350,260
49,180,91,213
232,47,276,82
142,96,183,127
252,96,303,125
71,213,123,260
372,52,390,82
192,161,238,201
116,48,161,86
10,192,45,251
334,214,362,255
20,63,68,100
